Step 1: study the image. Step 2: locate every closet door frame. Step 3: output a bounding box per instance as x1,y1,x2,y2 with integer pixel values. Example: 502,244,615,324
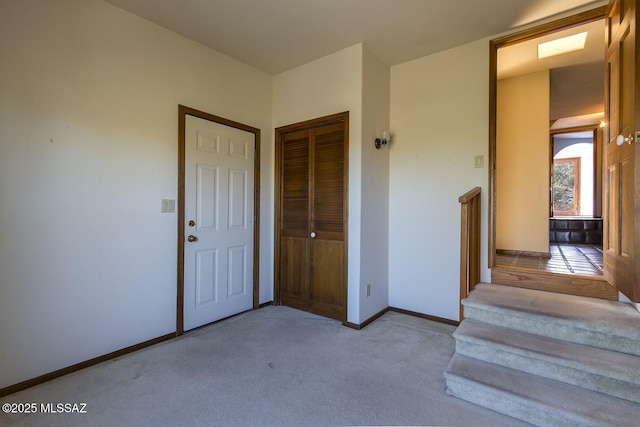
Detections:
274,111,349,323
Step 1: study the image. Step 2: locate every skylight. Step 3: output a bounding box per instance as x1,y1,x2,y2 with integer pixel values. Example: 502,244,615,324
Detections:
538,32,587,59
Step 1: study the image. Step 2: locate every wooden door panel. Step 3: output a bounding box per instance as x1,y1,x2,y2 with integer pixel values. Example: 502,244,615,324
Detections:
279,237,310,297
279,128,312,310
310,243,344,320
281,130,310,238
308,122,346,321
606,44,620,143
311,240,344,304
604,0,638,301
605,163,619,253
308,239,344,321
312,123,345,237
608,0,621,38
620,158,633,258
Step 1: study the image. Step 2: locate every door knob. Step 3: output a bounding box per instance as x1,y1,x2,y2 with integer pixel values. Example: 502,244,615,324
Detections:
310,231,316,238
187,235,198,242
616,134,635,146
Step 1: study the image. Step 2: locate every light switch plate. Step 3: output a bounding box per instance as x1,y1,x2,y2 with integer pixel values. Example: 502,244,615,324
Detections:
474,155,484,168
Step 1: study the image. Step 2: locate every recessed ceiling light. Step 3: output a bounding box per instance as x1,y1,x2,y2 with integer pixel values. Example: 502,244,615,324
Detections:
538,32,587,59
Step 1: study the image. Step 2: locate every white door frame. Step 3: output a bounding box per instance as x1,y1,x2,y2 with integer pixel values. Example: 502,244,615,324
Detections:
177,105,260,335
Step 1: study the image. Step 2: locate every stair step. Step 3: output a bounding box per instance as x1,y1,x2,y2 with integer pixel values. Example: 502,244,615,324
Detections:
454,319,640,403
445,354,640,427
463,283,640,356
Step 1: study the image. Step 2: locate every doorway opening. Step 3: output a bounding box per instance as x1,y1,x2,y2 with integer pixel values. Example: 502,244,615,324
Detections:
489,7,617,298
546,126,604,275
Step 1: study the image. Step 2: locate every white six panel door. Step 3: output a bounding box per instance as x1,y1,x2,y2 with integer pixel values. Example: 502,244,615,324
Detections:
184,115,254,331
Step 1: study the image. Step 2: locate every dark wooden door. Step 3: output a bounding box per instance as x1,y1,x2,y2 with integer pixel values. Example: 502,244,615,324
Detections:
604,0,639,301
276,113,348,322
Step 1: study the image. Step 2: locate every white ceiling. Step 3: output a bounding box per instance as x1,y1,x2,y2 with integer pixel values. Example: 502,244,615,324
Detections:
103,0,605,75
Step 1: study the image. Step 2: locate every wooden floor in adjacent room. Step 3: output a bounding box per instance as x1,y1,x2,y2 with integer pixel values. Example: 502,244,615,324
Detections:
496,244,603,276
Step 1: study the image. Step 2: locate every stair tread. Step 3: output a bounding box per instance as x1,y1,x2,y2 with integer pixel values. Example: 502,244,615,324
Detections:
445,354,640,425
455,319,640,383
465,283,640,340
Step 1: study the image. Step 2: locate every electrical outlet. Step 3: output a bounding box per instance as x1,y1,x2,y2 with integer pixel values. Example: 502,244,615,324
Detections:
366,284,371,297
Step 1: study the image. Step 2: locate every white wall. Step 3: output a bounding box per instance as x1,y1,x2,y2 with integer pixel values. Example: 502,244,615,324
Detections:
360,47,390,322
0,0,272,388
272,44,364,324
389,39,490,322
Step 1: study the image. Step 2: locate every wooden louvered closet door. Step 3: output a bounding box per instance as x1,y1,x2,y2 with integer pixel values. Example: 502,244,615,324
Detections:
276,113,348,322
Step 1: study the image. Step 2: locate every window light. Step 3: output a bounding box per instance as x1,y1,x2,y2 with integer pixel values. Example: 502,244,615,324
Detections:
538,32,587,59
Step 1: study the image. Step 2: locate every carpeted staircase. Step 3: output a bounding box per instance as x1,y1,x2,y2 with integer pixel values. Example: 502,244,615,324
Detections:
445,283,640,426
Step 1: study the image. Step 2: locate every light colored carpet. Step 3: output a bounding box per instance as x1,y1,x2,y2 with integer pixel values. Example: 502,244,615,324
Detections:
446,283,640,426
1,306,530,426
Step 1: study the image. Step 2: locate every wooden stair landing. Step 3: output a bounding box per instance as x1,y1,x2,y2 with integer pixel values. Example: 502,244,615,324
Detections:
491,266,618,300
